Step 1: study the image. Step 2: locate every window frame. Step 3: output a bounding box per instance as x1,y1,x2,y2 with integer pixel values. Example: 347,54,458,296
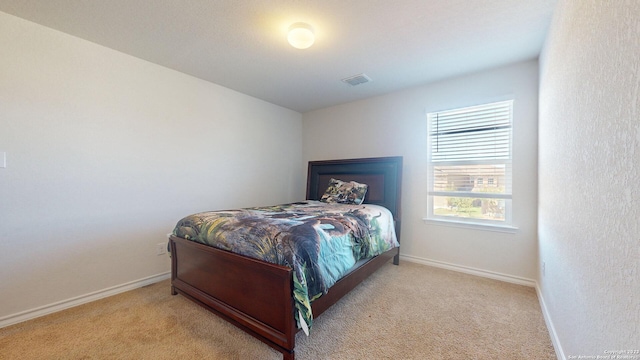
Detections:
425,100,516,231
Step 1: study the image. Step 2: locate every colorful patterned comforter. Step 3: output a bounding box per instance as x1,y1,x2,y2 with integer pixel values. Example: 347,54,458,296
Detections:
172,200,399,333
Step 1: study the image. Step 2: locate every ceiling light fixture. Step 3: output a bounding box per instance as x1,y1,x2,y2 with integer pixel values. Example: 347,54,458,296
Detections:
287,22,315,49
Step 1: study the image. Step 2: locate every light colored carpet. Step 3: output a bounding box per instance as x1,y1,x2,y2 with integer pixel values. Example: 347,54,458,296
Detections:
0,262,556,359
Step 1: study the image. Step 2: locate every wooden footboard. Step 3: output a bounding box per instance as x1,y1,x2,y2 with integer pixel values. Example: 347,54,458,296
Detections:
170,235,297,357
170,235,397,360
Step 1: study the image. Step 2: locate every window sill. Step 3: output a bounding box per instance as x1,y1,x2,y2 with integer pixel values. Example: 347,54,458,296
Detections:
422,218,518,233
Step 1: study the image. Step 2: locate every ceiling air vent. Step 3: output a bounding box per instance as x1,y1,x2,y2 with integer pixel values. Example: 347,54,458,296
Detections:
341,73,372,86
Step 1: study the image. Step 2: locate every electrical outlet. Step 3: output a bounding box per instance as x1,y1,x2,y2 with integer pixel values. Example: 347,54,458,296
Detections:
542,261,546,276
156,243,167,256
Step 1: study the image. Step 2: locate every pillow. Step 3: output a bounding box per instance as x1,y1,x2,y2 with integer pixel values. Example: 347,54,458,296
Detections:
320,178,368,205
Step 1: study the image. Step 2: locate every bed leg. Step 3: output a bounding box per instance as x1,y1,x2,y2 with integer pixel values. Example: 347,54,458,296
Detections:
171,285,177,295
393,253,400,265
282,350,295,360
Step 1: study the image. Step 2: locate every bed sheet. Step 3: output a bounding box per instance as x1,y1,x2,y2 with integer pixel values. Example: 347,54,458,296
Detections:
172,200,398,333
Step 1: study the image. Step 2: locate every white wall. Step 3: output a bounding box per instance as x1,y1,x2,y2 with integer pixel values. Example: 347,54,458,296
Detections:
303,60,539,282
0,12,303,322
538,0,640,356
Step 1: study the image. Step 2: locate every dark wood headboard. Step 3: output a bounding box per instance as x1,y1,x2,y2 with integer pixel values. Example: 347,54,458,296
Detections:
306,156,403,240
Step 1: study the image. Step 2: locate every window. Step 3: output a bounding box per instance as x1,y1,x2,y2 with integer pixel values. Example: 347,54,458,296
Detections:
427,100,513,227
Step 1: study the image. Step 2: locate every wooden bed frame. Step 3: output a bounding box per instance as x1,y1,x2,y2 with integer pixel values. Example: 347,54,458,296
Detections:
169,156,402,360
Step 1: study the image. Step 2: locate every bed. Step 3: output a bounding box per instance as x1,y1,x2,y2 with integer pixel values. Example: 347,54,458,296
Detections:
168,156,402,360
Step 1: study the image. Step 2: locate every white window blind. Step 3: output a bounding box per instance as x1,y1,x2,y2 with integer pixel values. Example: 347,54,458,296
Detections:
431,101,512,162
427,100,513,225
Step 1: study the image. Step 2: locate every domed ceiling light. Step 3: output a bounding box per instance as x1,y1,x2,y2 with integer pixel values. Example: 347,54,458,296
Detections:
287,22,315,49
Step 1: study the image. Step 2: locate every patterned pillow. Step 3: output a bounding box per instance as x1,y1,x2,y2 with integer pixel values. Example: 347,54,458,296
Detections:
320,178,368,205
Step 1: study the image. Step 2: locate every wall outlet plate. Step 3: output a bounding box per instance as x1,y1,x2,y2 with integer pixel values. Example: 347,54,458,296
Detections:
156,243,167,255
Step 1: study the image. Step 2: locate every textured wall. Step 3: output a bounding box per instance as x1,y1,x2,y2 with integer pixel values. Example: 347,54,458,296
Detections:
0,11,303,321
538,0,640,356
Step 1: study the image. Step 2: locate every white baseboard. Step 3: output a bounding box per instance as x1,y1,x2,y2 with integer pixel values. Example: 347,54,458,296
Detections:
399,254,537,287
535,283,565,360
0,272,171,329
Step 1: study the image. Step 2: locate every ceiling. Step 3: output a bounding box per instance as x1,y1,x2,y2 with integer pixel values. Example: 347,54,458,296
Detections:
0,0,557,113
